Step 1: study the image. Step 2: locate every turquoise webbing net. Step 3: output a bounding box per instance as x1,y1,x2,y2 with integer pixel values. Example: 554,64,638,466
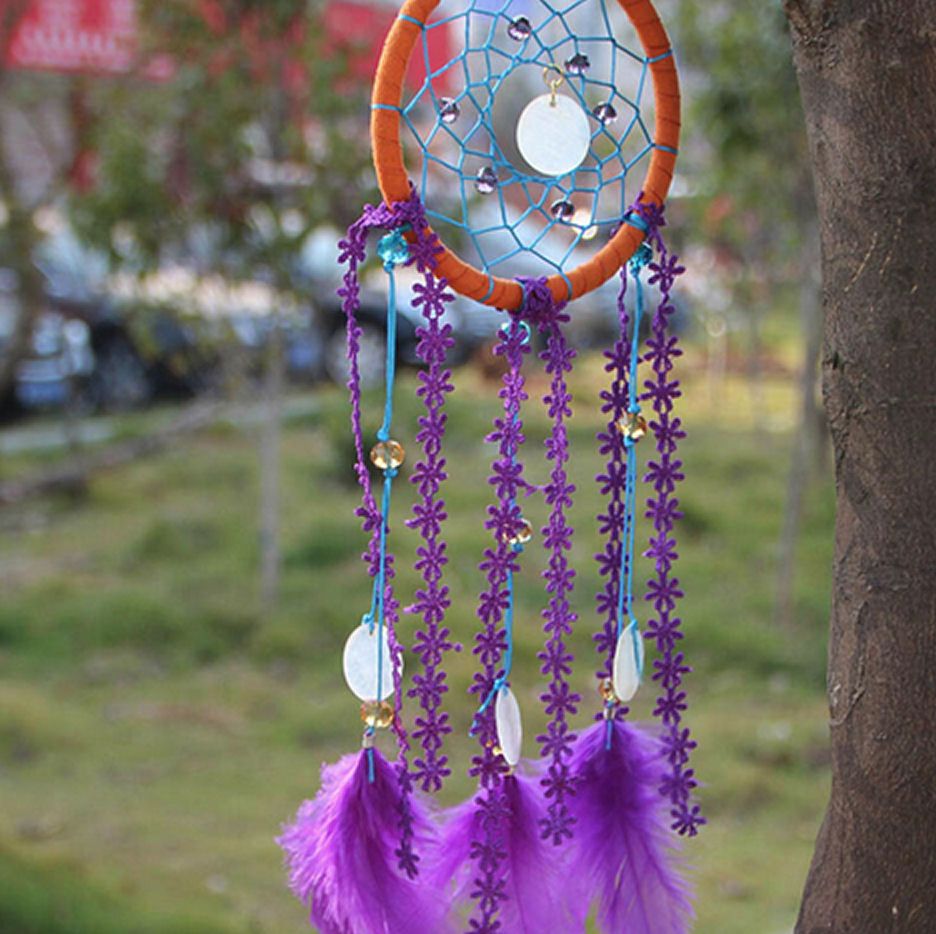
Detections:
382,0,668,283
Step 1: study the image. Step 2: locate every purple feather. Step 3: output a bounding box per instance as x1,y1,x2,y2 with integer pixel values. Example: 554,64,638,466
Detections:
278,748,452,933
563,720,693,933
429,771,577,932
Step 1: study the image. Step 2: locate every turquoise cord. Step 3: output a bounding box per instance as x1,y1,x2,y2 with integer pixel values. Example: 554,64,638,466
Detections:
377,264,397,443
362,260,401,782
615,256,647,658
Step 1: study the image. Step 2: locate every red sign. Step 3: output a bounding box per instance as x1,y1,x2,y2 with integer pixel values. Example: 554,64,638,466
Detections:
5,0,137,74
323,1,454,93
5,1,453,92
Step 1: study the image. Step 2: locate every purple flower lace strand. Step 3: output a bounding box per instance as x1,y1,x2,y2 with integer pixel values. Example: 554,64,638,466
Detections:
402,205,458,794
337,193,433,876
594,266,633,705
467,315,531,932
635,203,704,836
518,278,582,846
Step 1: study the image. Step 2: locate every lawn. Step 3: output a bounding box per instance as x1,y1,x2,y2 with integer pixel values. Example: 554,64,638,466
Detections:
0,346,833,933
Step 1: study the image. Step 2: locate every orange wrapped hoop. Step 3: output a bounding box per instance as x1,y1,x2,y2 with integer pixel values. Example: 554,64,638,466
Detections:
371,0,680,311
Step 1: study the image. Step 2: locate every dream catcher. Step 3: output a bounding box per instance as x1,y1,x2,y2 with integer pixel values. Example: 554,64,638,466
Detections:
280,0,702,930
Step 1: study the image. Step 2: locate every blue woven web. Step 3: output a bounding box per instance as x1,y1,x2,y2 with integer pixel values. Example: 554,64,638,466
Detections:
381,0,669,283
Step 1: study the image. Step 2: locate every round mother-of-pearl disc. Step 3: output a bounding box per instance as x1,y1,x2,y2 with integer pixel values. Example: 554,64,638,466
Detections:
516,93,590,177
342,624,398,701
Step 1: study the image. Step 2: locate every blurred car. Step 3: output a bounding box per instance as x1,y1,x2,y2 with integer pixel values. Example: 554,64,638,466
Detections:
0,268,96,419
2,219,693,421
312,280,505,388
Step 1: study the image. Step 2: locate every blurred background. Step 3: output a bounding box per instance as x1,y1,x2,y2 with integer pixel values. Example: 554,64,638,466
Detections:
0,1,831,932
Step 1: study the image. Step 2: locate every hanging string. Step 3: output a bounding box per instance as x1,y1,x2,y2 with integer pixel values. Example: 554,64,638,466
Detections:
636,201,704,837
602,243,651,749
518,277,581,847
362,258,402,784
591,200,702,836
594,266,632,694
467,313,531,930
403,201,459,795
618,248,647,643
470,320,532,729
336,196,427,875
377,261,398,443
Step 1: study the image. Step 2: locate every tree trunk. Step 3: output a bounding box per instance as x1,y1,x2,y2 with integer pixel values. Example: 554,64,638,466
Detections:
0,199,44,399
784,2,936,931
258,313,284,613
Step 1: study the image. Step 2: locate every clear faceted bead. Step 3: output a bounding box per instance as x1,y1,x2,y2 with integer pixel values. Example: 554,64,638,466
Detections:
370,439,405,470
593,101,618,125
498,319,532,346
503,517,533,546
616,413,647,443
507,16,532,41
439,97,460,124
550,199,575,222
360,699,395,730
475,166,498,194
564,52,590,76
494,685,523,766
376,230,410,268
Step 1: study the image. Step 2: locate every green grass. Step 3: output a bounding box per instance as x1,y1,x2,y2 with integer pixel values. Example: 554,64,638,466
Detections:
0,351,833,933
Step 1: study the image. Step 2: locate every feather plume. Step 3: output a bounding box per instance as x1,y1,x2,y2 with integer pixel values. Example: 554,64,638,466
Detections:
430,771,576,932
278,748,451,934
563,720,693,933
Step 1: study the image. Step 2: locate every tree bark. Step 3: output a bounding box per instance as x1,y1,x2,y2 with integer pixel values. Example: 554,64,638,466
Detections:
784,1,936,931
0,152,44,398
258,314,283,613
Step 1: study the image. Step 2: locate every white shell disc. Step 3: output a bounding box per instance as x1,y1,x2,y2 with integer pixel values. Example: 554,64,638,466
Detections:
494,685,523,766
612,626,645,702
516,93,590,177
342,624,399,701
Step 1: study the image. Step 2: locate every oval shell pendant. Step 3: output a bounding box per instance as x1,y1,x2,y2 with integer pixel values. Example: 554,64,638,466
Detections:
494,685,523,766
612,626,645,702
342,624,399,701
516,93,590,177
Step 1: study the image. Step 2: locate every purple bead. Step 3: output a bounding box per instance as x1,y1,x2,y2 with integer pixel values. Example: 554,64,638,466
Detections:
564,52,590,76
475,166,498,194
550,199,575,222
439,97,460,124
593,101,617,125
507,16,532,41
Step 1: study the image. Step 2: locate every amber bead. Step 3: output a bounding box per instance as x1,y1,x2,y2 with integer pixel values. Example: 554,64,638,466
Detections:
370,439,405,470
360,700,395,730
503,517,533,547
598,677,617,703
616,413,647,443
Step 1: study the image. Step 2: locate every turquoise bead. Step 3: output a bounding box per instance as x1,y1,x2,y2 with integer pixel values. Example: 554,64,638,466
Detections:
376,230,410,268
629,242,653,272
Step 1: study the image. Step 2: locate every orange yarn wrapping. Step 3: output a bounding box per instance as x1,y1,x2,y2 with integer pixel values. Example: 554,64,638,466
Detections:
371,0,680,310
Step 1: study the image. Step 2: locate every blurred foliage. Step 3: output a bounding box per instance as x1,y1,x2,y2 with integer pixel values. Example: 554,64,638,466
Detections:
674,0,815,278
67,0,375,291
